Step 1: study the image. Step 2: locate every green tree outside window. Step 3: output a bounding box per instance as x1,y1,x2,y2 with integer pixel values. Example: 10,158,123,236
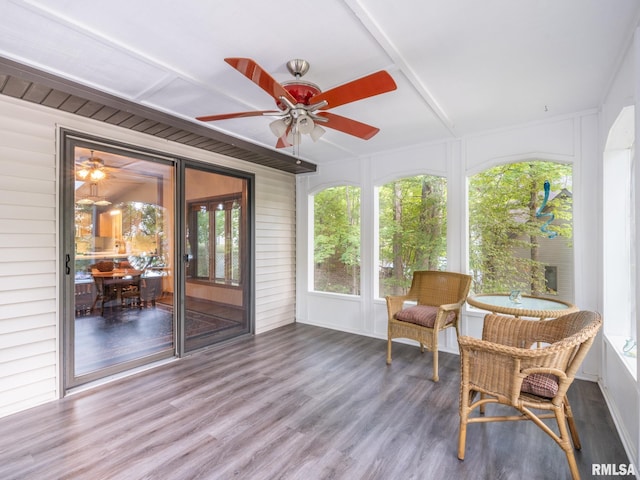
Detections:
468,161,573,296
313,186,361,295
378,175,447,297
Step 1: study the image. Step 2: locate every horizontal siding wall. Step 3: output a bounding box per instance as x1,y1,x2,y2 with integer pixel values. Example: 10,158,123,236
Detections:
0,101,58,418
254,173,296,333
0,94,296,418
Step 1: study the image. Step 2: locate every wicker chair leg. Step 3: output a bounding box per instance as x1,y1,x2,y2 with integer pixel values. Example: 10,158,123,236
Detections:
386,337,392,365
457,418,467,460
564,397,582,450
432,349,439,382
458,382,470,459
555,407,580,480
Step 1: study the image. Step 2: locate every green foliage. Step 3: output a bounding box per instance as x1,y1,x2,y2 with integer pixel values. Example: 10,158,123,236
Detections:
469,161,573,295
311,163,572,298
378,175,447,296
314,186,361,294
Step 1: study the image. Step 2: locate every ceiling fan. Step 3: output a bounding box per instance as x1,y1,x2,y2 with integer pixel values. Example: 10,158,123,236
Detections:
196,58,397,149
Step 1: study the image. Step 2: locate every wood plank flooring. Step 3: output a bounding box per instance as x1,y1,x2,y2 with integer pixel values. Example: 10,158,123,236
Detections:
0,323,630,479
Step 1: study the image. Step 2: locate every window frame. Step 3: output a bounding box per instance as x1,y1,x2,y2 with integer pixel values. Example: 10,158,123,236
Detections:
374,173,448,299
310,184,362,296
187,193,243,287
466,160,574,301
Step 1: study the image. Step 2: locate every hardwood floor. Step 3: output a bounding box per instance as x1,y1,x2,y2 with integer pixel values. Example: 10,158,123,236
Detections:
0,323,630,479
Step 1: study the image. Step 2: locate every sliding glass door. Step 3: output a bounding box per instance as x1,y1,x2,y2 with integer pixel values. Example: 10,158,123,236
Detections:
62,133,176,388
183,164,252,352
62,132,254,389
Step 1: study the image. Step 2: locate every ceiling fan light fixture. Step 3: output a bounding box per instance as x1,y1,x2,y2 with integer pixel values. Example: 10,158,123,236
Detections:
90,168,106,181
297,116,315,135
310,125,326,142
269,118,288,138
76,151,107,182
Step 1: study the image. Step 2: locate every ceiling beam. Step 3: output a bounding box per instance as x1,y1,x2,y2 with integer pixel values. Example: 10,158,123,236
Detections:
343,0,457,137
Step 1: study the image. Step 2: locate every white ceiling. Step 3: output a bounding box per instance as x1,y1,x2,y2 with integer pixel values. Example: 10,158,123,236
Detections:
1,0,639,167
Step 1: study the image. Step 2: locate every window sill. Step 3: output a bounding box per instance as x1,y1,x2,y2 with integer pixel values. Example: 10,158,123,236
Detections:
605,334,637,380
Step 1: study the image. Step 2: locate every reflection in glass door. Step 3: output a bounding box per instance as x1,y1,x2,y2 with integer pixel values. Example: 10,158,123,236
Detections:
64,135,175,387
183,166,251,352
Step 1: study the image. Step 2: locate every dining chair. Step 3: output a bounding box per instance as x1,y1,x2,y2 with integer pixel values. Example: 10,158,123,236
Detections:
457,310,602,480
385,270,472,381
121,274,143,309
90,274,118,315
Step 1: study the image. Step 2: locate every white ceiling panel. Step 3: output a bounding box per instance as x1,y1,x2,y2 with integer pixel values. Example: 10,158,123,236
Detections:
0,0,638,166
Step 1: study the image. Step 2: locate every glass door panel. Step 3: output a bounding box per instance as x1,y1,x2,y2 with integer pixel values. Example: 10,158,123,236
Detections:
184,166,251,352
68,142,175,384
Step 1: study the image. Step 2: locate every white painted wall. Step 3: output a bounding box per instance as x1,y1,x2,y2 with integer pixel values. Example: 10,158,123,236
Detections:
598,26,640,472
0,94,296,418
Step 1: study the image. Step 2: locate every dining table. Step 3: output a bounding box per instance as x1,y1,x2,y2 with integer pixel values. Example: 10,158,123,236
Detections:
90,268,143,314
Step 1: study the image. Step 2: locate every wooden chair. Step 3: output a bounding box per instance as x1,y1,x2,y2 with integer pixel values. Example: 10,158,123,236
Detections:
121,273,142,309
385,270,472,381
457,310,602,480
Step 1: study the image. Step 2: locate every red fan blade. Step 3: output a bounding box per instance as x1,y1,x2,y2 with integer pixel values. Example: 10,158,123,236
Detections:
275,136,290,149
275,125,293,149
196,110,280,122
316,112,380,140
225,58,297,105
309,71,397,109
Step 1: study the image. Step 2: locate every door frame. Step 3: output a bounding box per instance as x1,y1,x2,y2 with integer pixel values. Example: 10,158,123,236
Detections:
60,129,255,392
178,160,255,354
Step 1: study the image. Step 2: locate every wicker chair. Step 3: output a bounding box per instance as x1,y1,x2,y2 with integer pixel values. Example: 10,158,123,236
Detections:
385,270,472,381
457,310,602,480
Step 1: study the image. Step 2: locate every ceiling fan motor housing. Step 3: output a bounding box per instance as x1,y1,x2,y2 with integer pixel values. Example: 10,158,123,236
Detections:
279,81,321,109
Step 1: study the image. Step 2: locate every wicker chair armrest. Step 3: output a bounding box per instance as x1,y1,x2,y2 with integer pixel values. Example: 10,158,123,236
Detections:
439,301,464,312
385,294,414,318
521,366,567,379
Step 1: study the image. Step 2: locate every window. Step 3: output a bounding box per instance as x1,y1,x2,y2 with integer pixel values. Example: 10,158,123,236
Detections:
603,105,636,372
313,185,361,295
377,175,447,297
187,195,242,285
468,161,573,299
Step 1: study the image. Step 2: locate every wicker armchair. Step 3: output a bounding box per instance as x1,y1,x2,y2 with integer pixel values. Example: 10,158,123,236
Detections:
457,310,602,480
385,270,472,381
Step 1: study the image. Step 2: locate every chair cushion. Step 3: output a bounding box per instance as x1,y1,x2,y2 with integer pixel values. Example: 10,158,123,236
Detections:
521,373,559,398
394,305,455,328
